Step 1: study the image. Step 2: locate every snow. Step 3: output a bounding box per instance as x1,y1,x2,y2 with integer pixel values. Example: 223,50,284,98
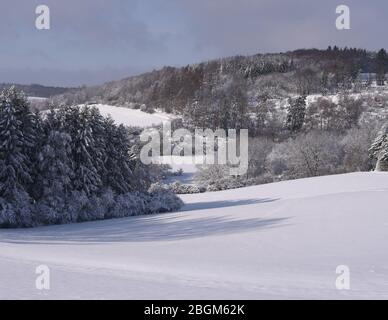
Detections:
90,104,175,128
41,104,175,129
1,172,388,299
28,96,48,101
158,155,200,185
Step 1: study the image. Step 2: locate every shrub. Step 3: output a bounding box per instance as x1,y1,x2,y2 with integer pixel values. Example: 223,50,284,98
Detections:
147,184,184,213
268,131,343,179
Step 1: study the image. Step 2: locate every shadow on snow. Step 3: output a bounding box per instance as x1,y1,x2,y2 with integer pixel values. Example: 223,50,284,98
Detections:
0,198,288,244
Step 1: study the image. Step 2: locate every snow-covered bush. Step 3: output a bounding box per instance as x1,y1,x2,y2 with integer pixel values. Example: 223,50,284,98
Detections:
0,191,34,228
169,182,203,194
149,181,204,195
268,131,343,179
247,138,274,179
205,176,247,192
34,202,62,226
113,193,148,218
342,127,376,172
195,165,230,187
0,198,17,228
63,191,90,223
305,95,363,132
147,184,184,213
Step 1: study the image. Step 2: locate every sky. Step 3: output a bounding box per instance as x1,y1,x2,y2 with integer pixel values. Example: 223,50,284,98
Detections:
1,0,387,87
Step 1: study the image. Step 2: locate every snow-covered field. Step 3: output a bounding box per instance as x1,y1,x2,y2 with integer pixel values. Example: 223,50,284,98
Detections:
90,104,174,128
0,172,388,299
27,96,48,102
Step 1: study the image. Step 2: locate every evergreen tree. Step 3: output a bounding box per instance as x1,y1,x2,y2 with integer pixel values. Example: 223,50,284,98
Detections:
226,77,249,131
102,118,135,194
43,106,62,133
88,106,108,183
28,111,45,200
56,105,103,196
0,88,183,228
71,106,102,196
0,87,35,202
286,96,306,132
369,124,388,171
36,131,74,223
376,49,388,86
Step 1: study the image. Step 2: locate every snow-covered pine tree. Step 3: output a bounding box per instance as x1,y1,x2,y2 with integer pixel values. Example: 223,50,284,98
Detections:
0,87,36,226
56,105,102,196
36,131,74,223
102,117,135,194
88,106,108,183
127,130,153,192
28,110,45,200
71,106,102,196
376,49,388,86
0,87,35,200
369,124,388,171
43,106,62,133
0,89,183,228
286,96,306,132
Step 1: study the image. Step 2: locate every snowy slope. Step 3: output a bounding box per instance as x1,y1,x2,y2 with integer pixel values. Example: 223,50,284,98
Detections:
90,104,174,128
28,96,48,102
0,172,388,299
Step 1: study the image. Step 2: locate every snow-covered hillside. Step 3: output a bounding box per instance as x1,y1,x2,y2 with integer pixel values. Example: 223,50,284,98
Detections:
27,96,48,102
0,172,388,299
90,104,174,128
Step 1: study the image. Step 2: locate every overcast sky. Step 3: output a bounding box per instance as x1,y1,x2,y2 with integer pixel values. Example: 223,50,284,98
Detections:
1,0,387,87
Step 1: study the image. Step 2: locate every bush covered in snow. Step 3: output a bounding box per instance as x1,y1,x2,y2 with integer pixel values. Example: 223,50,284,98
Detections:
0,87,183,228
194,163,273,192
267,131,343,179
147,183,184,211
149,181,203,195
193,125,380,192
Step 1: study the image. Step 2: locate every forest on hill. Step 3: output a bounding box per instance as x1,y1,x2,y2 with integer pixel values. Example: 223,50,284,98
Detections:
53,47,388,113
0,83,76,98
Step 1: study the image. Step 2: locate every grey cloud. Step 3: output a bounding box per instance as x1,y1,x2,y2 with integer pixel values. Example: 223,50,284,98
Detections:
175,0,387,55
0,0,387,86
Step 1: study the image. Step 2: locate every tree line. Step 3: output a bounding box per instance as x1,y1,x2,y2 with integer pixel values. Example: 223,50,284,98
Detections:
0,87,182,228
